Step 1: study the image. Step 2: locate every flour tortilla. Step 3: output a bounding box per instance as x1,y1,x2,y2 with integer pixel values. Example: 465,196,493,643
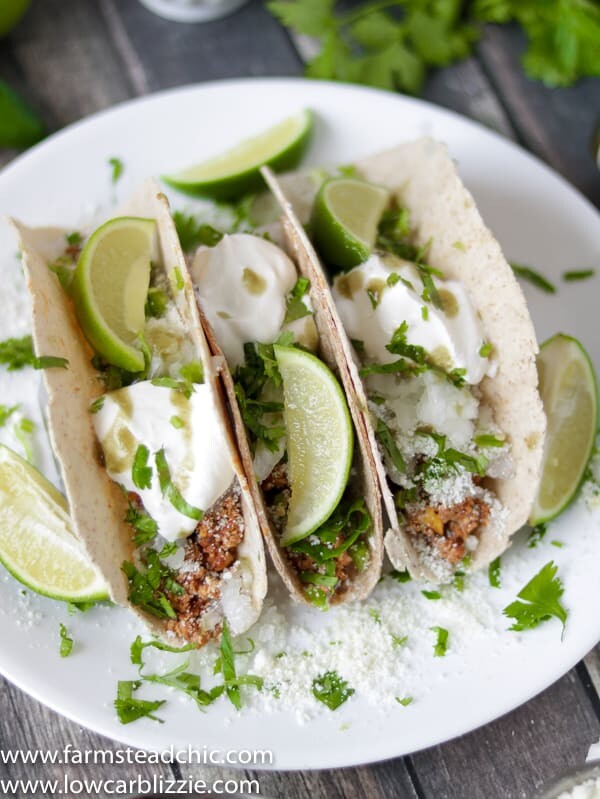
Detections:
189,227,384,604
9,180,266,639
263,137,546,579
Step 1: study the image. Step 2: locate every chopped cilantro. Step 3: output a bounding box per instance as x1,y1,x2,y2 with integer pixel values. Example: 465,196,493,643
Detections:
489,556,501,588
421,305,429,321
284,277,311,324
132,445,153,491
66,231,82,247
0,404,18,428
368,608,381,624
452,240,466,252
528,523,547,548
387,272,401,287
389,569,412,583
418,431,489,479
170,415,184,429
474,433,505,448
552,540,565,548
431,626,449,657
0,336,35,370
179,360,204,385
563,269,595,282
366,287,380,309
392,633,408,648
170,267,185,292
122,554,178,621
172,211,223,253
396,696,413,706
234,342,286,453
375,417,405,474
59,624,73,658
511,263,556,294
155,448,203,521
150,376,193,398
145,287,169,319
351,338,365,355
125,503,158,546
108,157,124,184
114,680,165,725
312,670,355,710
453,570,466,592
14,417,35,463
479,342,493,358
89,396,105,414
422,589,442,600
503,561,567,633
158,541,178,559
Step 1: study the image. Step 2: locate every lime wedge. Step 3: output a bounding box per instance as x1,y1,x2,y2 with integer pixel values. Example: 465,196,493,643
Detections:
310,177,390,271
163,109,312,200
71,217,155,372
274,346,353,546
530,334,598,525
0,445,109,602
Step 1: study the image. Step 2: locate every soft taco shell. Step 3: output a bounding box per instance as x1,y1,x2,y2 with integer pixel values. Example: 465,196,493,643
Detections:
263,137,546,579
189,223,384,604
10,180,266,638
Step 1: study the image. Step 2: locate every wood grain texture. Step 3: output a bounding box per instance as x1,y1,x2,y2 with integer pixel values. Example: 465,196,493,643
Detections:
477,24,600,207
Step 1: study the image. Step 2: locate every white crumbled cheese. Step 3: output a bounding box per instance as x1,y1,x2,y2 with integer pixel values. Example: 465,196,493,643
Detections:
557,778,600,799
582,449,600,511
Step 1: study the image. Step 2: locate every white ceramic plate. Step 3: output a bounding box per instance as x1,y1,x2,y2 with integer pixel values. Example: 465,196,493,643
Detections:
0,79,599,770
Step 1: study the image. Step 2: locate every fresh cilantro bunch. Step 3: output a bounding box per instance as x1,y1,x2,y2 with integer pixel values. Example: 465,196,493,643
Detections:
268,0,477,95
473,0,600,87
268,0,600,93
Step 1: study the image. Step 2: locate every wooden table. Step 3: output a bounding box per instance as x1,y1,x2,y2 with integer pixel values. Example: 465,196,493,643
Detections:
1,2,599,797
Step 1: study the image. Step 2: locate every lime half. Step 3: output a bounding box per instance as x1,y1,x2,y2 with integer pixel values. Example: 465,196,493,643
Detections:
71,217,155,372
0,445,109,602
274,346,353,546
530,334,598,525
163,109,312,200
311,177,390,272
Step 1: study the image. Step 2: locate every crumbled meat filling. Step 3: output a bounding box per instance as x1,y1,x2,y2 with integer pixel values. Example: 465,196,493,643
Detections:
164,489,244,646
405,496,490,565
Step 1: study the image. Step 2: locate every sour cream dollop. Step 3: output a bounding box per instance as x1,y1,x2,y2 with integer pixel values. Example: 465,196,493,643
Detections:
93,380,234,541
332,253,494,385
191,233,314,369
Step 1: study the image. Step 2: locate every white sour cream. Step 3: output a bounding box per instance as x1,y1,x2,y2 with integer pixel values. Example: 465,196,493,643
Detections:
190,233,313,369
93,380,235,541
332,253,493,385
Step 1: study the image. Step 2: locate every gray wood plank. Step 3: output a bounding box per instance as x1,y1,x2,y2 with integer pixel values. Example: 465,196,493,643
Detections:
477,24,600,207
0,677,172,799
410,669,600,799
102,0,303,92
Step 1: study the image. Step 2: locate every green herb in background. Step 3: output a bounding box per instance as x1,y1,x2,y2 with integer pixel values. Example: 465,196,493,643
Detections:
268,0,600,94
510,263,556,294
0,80,45,149
563,269,595,282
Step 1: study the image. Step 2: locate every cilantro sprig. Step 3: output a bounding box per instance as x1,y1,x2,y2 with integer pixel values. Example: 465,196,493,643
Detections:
284,277,312,324
0,335,68,372
503,561,568,634
268,1,600,95
173,211,223,253
312,670,355,710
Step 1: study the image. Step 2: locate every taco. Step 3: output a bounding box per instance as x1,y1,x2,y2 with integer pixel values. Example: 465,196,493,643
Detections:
182,226,383,607
263,138,546,583
10,180,266,645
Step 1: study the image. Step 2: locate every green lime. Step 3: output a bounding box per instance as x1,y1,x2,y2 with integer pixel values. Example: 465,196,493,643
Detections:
163,109,312,200
71,217,155,372
310,177,390,271
0,445,109,602
0,0,29,37
274,345,354,546
530,333,598,525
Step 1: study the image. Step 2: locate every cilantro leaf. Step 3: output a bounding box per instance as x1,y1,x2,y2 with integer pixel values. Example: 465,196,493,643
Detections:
510,262,556,294
284,277,312,324
59,624,73,658
431,626,449,657
0,404,18,429
489,556,501,588
312,670,355,710
422,589,442,600
132,445,153,491
155,448,203,521
503,561,568,633
114,680,165,725
108,157,124,185
375,417,405,474
173,211,223,253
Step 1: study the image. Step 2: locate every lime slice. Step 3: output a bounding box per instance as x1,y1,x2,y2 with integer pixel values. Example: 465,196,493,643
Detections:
0,445,109,602
311,177,390,272
530,334,598,525
274,346,353,546
71,217,155,372
163,109,312,200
